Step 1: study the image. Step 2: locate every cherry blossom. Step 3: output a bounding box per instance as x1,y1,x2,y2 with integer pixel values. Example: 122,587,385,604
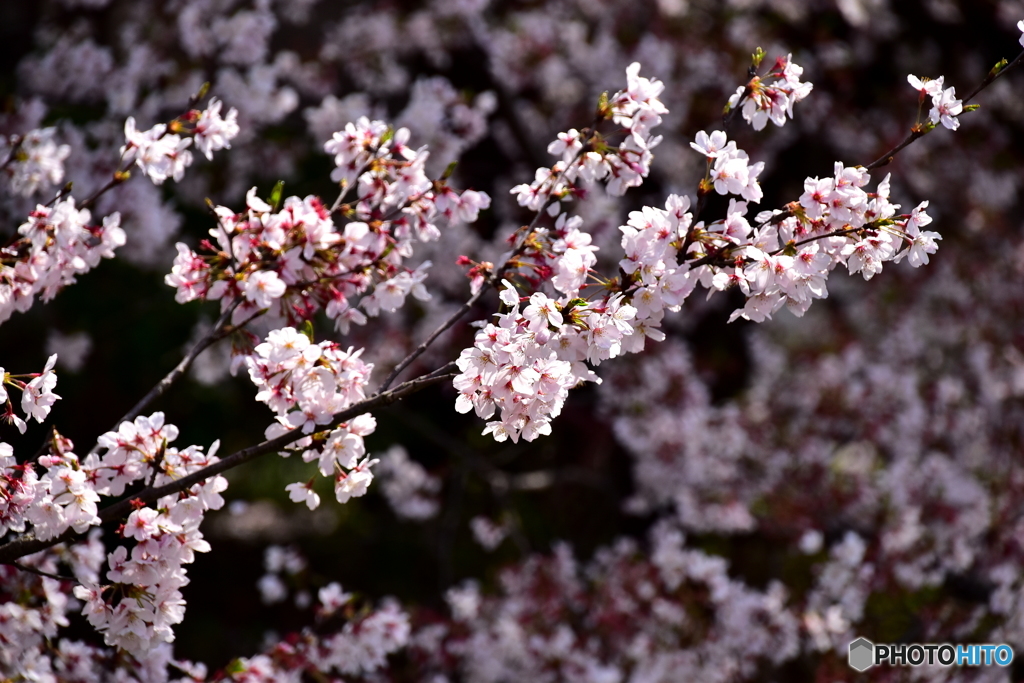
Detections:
2,127,71,197
192,97,240,160
727,53,813,130
121,117,193,185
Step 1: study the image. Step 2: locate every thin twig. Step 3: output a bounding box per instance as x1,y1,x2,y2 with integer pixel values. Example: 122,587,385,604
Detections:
330,145,383,214
31,425,58,462
378,290,488,392
116,299,241,422
0,135,24,172
43,183,74,208
79,173,127,211
865,47,1024,171
147,442,168,488
864,129,925,172
781,226,863,252
9,561,75,582
185,82,211,112
87,299,245,457
330,174,363,214
963,47,1024,105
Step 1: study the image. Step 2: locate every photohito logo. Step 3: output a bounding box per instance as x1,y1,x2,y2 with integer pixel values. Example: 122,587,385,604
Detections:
848,638,1014,671
848,638,874,672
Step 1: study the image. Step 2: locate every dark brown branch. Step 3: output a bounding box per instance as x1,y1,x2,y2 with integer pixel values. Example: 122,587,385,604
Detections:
963,47,1024,105
864,129,925,171
79,172,128,211
11,561,74,582
87,299,246,459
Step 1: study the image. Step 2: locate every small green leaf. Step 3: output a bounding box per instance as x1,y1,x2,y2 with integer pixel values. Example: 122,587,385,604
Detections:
561,298,588,316
194,81,210,103
268,180,285,212
752,46,766,69
299,320,315,342
442,161,458,180
225,659,246,675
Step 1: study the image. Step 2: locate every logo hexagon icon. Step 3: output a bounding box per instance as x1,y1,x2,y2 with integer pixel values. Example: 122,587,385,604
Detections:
848,637,874,672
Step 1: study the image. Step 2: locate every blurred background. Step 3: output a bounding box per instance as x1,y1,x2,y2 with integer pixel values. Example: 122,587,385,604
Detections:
2,0,1024,679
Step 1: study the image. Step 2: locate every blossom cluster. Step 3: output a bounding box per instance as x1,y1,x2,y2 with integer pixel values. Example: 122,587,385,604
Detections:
455,65,760,442
0,537,106,680
0,353,60,439
0,410,224,658
726,53,813,130
454,52,951,449
244,327,379,509
0,197,124,325
75,419,225,655
454,281,623,443
691,129,765,202
122,98,240,185
455,64,696,443
455,228,695,443
74,481,225,656
511,62,667,213
690,154,941,322
0,438,103,545
907,73,964,130
1,126,71,197
166,118,489,331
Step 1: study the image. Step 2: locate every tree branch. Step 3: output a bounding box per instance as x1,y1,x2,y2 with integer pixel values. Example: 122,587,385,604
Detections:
865,47,1024,171
79,171,128,211
11,561,74,582
0,367,456,565
87,298,247,458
